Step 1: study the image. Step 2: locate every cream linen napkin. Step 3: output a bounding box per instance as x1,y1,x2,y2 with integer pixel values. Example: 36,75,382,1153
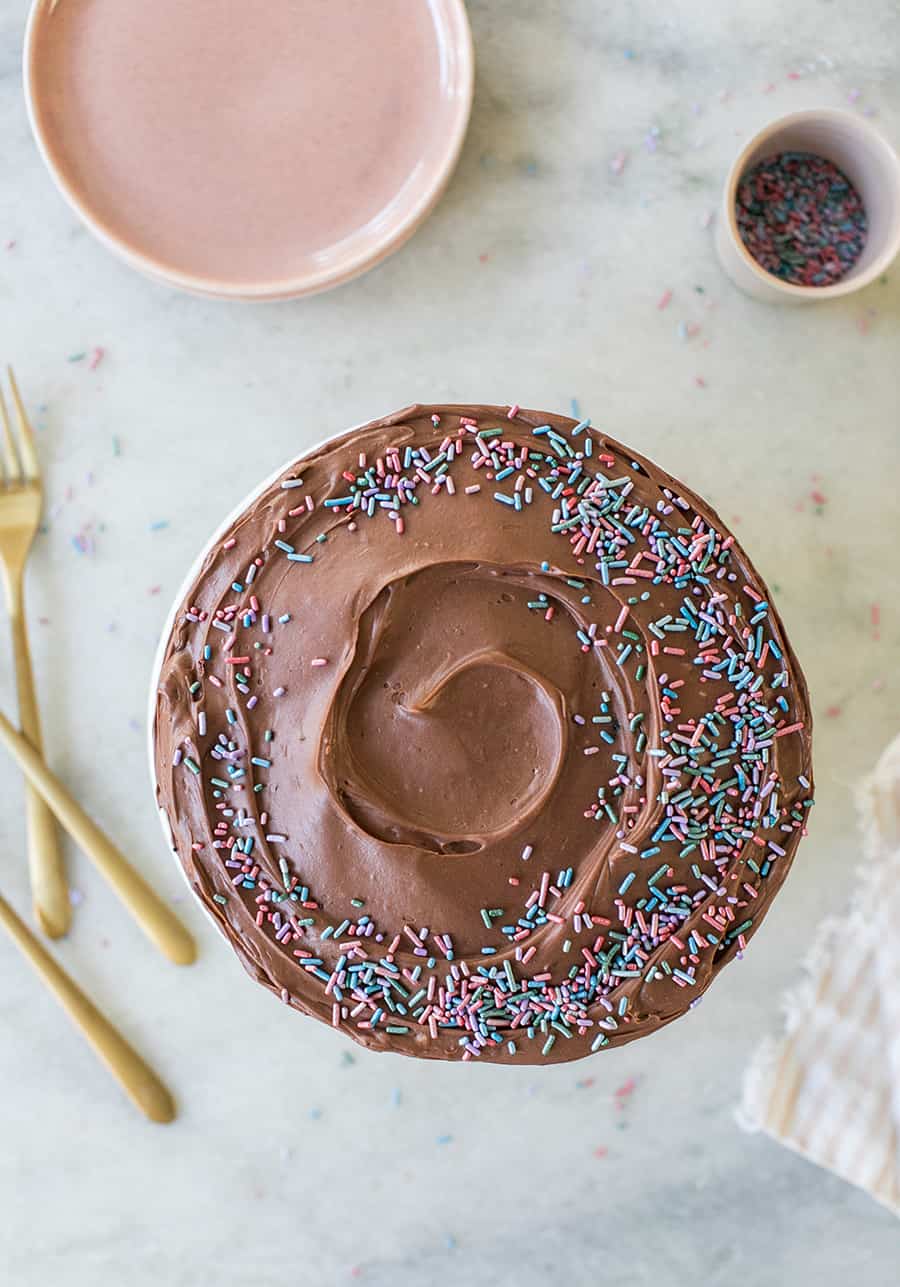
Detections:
739,733,900,1216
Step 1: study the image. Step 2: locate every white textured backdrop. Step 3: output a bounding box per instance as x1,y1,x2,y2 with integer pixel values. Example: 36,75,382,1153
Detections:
1,2,899,1283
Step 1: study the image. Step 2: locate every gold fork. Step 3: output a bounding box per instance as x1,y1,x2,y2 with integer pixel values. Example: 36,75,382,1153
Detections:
0,368,70,938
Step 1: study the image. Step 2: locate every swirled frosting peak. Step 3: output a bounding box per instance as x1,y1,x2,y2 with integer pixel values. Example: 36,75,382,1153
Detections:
152,404,813,1064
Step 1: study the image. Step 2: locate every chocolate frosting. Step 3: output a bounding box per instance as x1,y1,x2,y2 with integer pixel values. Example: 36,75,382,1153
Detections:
152,405,814,1064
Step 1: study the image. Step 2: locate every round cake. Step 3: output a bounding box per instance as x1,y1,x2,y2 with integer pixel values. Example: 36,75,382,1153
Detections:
151,404,814,1064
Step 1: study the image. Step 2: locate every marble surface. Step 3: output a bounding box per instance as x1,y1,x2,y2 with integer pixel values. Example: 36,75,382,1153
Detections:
1,1,899,1282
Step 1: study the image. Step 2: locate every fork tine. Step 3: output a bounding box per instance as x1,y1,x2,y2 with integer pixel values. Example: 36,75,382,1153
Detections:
6,367,39,482
0,384,22,484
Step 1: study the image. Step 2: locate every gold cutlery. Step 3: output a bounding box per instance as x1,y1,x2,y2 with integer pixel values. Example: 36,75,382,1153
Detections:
0,709,197,965
0,366,69,937
0,887,175,1122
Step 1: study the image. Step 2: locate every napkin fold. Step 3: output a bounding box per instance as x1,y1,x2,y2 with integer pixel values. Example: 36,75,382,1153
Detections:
739,733,900,1216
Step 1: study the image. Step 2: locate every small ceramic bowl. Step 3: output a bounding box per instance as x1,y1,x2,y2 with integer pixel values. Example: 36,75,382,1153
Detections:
715,108,900,303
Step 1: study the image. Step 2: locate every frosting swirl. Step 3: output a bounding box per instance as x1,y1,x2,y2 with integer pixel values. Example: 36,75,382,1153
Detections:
152,405,814,1064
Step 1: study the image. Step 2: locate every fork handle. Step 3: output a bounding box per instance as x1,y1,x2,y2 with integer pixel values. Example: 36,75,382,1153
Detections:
7,580,71,939
0,891,176,1122
0,709,197,966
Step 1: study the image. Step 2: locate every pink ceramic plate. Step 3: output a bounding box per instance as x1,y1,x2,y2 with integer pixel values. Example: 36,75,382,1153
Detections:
25,0,474,300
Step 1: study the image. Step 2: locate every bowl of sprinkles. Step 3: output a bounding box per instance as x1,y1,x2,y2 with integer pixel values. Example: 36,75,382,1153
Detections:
716,109,900,302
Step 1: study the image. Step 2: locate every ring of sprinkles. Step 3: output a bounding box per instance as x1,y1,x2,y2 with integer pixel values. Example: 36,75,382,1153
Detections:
152,404,813,1064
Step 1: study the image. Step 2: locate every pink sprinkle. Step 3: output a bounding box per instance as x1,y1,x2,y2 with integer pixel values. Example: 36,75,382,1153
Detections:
223,538,236,550
657,289,673,311
89,346,105,370
311,657,328,667
774,721,804,739
507,403,520,419
694,375,707,388
609,150,628,176
464,484,481,495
